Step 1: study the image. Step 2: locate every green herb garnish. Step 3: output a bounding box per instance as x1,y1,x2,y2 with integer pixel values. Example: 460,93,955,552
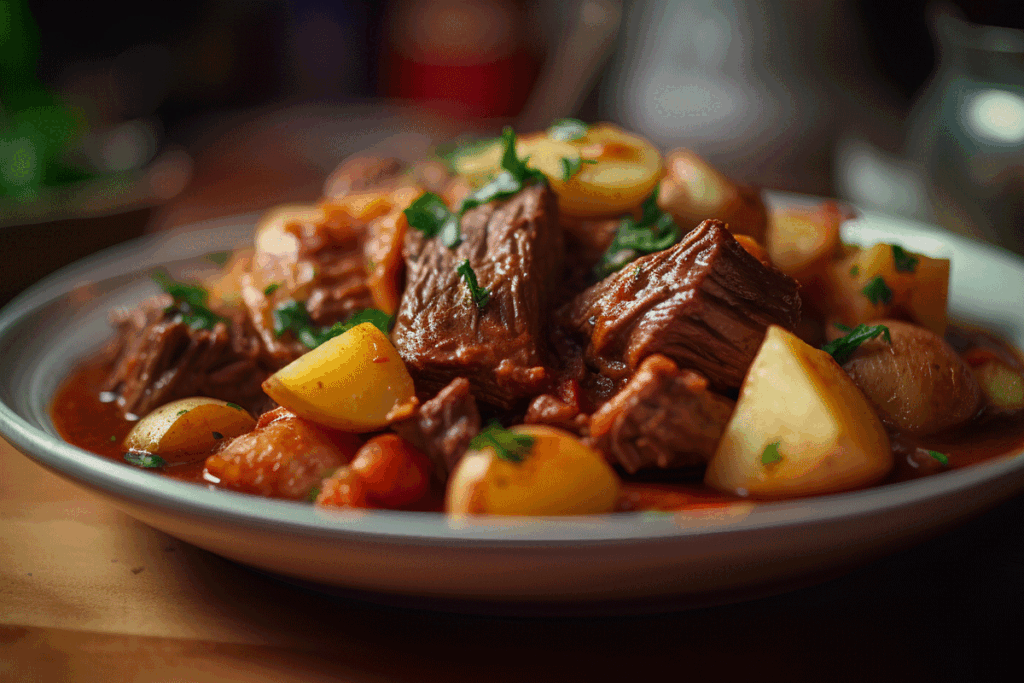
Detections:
761,442,783,465
307,485,322,503
849,265,860,277
205,251,230,266
109,435,117,442
459,127,546,214
560,156,597,182
547,118,589,141
927,450,949,466
125,452,167,469
470,421,535,463
435,136,499,174
273,300,392,349
263,283,280,296
862,276,893,305
456,259,490,310
226,403,243,411
152,270,224,331
212,431,224,440
403,192,462,248
821,323,892,364
593,187,681,278
891,244,919,273
176,409,188,417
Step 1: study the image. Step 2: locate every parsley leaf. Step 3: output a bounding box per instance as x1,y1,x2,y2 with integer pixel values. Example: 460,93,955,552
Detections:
927,450,949,466
761,442,783,465
273,300,392,349
850,265,860,277
226,402,243,410
891,244,920,273
560,156,597,182
470,421,535,463
205,251,230,266
263,283,280,296
547,118,589,141
125,452,167,469
862,276,893,305
435,136,499,174
404,192,462,247
593,188,681,278
821,323,892,364
456,259,490,310
459,127,546,214
152,270,224,331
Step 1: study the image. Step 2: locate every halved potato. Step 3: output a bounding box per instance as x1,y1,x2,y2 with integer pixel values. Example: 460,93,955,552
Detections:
704,325,892,498
448,124,663,218
446,425,620,516
124,397,256,464
262,322,416,432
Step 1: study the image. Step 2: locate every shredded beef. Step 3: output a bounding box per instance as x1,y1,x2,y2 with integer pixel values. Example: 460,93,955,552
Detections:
392,378,481,482
392,183,563,409
101,295,278,417
586,354,734,473
560,219,800,390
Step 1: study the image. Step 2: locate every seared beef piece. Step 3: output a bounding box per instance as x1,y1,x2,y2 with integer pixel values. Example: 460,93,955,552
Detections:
561,219,800,390
303,243,376,326
102,295,278,418
392,183,563,409
392,378,481,482
586,354,734,473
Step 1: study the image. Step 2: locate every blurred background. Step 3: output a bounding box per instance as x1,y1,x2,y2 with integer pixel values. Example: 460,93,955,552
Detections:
3,0,1024,302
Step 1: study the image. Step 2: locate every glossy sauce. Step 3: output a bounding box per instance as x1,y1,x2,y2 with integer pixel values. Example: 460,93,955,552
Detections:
50,336,1024,512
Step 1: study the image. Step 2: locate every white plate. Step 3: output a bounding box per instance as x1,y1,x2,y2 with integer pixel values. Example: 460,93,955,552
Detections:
2,209,1024,613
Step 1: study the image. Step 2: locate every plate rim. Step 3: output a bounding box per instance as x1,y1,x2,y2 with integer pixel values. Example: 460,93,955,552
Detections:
2,207,1024,548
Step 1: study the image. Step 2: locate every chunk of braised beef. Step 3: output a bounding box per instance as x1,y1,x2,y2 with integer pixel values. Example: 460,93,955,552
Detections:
205,407,361,500
392,378,481,482
586,354,735,473
560,219,800,390
101,295,279,418
392,183,563,409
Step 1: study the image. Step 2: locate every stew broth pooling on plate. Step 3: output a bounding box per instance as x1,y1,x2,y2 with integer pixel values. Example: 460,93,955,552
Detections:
52,121,1024,514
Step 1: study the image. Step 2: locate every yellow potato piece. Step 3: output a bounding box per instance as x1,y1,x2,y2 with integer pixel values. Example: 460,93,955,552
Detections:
446,425,620,516
704,326,892,498
124,397,256,464
262,322,416,432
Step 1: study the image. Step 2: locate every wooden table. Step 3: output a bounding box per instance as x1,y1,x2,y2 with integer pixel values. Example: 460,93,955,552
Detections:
3,434,1022,682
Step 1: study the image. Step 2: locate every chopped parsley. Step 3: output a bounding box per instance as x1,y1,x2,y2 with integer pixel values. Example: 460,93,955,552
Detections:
205,251,230,266
273,300,392,349
226,402,243,411
560,156,597,182
927,450,949,466
547,118,589,141
470,421,535,463
821,323,892,364
176,409,189,417
435,136,499,174
849,264,860,277
761,442,783,466
457,259,490,310
152,270,224,331
891,244,919,273
458,127,546,214
862,276,893,305
109,435,117,442
263,283,280,296
124,452,167,469
403,192,463,248
593,187,681,278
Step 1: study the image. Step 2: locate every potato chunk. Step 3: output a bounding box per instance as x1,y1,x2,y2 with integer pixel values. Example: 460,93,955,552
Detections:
705,326,892,498
262,322,417,432
446,425,620,516
124,397,256,464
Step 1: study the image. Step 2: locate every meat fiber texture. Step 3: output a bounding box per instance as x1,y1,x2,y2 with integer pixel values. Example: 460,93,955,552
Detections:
561,219,801,390
587,355,735,473
393,183,563,409
102,295,278,418
392,377,481,482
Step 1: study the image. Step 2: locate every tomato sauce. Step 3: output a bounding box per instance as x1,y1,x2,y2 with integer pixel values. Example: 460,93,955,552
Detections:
49,333,1024,512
